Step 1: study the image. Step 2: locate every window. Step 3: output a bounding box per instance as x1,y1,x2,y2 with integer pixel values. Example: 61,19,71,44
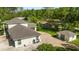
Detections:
33,39,35,44
33,38,39,44
18,40,21,45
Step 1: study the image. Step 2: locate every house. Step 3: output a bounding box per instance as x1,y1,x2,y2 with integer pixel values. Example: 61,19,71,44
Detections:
57,30,76,42
5,17,37,31
42,23,52,29
41,19,62,29
4,17,41,48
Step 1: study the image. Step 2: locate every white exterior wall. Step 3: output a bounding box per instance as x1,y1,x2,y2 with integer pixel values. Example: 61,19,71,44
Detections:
69,35,76,41
58,33,76,42
39,36,41,42
14,36,40,48
15,40,23,47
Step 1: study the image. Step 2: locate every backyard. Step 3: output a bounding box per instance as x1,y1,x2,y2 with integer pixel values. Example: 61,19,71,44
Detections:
38,28,57,37
37,23,57,37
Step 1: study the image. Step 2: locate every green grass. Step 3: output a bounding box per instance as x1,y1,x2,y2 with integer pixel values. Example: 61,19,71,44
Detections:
70,31,79,46
37,27,57,37
71,38,79,46
75,31,79,35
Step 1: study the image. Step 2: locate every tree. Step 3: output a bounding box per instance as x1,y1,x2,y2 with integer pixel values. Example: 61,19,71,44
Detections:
27,16,38,23
0,7,79,35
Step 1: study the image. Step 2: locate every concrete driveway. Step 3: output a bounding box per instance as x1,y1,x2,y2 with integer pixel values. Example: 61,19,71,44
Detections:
39,32,67,47
0,35,10,50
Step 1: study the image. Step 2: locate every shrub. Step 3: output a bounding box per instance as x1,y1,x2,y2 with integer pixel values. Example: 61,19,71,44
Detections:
37,43,55,51
37,43,79,51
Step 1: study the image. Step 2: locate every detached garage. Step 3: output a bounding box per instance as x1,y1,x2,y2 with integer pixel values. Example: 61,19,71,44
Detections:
57,30,76,42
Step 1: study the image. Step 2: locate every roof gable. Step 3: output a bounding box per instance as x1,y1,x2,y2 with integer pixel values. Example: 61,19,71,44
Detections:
58,30,76,37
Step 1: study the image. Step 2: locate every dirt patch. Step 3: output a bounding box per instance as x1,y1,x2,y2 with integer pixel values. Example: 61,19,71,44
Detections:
0,35,7,42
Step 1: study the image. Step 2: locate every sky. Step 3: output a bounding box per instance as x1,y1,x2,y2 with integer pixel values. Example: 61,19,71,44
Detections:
23,7,43,10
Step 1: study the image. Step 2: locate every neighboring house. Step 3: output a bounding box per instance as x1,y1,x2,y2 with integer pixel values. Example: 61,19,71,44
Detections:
41,19,62,29
42,23,52,29
57,30,76,42
4,17,40,48
5,17,37,31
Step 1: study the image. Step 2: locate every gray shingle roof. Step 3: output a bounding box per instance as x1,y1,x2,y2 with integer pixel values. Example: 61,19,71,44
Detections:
5,17,36,28
28,23,36,28
6,17,26,24
8,24,40,41
58,30,76,37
